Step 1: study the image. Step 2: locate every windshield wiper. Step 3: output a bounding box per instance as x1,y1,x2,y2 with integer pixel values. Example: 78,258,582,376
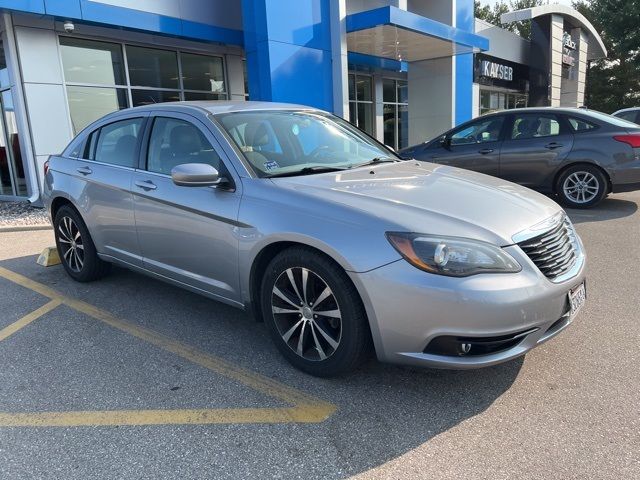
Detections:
267,165,349,178
353,156,400,168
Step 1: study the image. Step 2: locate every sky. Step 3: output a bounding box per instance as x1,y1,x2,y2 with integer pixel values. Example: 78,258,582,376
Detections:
478,0,574,6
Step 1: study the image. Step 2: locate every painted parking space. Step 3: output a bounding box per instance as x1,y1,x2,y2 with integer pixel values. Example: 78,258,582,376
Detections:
0,266,335,427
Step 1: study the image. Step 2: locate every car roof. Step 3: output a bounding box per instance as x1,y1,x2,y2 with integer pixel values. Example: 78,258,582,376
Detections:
119,100,320,115
612,107,640,114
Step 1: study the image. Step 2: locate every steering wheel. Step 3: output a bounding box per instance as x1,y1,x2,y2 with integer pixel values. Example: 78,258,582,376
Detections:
464,134,477,143
308,145,334,160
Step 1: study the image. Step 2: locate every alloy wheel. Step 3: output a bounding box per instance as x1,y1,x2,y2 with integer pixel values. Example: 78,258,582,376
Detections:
57,216,84,272
271,267,342,361
562,171,600,204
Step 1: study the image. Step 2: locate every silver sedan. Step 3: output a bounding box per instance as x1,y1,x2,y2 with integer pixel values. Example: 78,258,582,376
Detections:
43,102,587,376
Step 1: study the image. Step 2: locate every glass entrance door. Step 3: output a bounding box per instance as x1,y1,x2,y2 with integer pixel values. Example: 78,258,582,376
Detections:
0,41,27,198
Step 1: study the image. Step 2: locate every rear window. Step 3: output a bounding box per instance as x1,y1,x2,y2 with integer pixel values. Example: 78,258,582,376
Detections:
567,116,598,132
582,109,640,128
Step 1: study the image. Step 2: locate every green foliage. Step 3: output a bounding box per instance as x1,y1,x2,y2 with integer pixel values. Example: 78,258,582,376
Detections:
573,0,640,112
475,0,548,39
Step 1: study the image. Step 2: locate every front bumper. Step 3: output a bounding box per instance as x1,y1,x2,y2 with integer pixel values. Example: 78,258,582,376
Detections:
349,244,586,369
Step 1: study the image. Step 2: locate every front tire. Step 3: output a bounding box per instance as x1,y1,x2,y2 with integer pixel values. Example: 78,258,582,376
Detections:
54,205,111,282
260,247,371,377
555,165,607,209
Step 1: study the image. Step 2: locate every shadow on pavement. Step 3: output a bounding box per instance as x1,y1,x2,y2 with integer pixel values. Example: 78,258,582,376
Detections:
0,253,523,478
566,196,638,224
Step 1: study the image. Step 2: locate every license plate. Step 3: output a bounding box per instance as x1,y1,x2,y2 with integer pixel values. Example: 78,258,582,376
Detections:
569,282,586,317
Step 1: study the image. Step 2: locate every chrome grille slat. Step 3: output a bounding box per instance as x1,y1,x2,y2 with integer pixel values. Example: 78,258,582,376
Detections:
517,216,579,281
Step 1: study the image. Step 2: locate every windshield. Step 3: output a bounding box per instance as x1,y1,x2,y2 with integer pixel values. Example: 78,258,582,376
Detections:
582,109,640,129
215,110,399,177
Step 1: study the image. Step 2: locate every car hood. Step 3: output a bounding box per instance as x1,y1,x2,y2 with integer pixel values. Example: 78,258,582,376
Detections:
272,161,563,246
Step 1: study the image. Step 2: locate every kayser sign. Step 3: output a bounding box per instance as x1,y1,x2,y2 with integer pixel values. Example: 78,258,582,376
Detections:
481,59,513,81
473,54,527,88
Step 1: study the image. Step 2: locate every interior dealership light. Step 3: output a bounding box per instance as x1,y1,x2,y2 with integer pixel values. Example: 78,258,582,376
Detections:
386,232,521,277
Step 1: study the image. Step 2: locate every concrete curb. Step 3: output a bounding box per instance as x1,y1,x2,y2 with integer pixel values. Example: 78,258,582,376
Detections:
0,224,52,233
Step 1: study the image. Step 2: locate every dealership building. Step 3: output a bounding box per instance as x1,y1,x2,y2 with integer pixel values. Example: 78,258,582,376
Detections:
0,0,606,203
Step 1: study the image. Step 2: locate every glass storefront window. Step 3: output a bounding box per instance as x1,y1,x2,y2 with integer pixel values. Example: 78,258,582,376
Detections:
348,73,374,136
66,86,128,132
181,52,225,93
60,37,231,133
60,37,125,85
382,79,408,150
131,89,180,107
126,46,179,89
480,89,528,115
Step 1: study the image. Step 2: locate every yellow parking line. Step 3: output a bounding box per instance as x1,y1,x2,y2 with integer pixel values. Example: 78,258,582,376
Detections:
0,405,334,427
0,266,336,426
0,299,62,342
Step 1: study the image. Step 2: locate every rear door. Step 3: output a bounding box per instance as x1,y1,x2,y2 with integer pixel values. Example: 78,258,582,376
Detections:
498,112,574,188
58,114,148,267
420,115,505,177
132,111,243,304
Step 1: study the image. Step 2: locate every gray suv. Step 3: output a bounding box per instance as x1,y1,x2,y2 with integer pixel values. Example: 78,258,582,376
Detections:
43,102,586,376
400,108,640,208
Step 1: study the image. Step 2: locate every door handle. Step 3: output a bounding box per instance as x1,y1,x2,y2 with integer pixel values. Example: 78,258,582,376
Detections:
135,180,157,191
478,148,494,154
545,142,563,149
76,166,92,175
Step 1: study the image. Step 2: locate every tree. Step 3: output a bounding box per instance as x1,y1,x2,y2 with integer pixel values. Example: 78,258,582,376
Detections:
573,0,640,112
475,0,548,39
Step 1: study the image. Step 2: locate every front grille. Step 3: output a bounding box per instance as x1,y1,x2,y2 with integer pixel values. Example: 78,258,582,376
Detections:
517,216,578,281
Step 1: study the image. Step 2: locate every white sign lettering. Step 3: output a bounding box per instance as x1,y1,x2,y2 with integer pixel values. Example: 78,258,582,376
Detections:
481,60,513,81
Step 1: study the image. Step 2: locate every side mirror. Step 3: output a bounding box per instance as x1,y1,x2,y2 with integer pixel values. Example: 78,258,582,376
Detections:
171,163,226,187
440,136,452,149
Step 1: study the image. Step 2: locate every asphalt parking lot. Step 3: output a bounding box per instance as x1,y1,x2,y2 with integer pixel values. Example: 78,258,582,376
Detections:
0,192,639,480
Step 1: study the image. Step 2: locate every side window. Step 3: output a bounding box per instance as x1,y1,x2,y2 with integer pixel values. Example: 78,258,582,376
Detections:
511,114,560,140
617,111,638,123
567,116,597,132
94,118,144,167
450,117,504,146
147,117,222,175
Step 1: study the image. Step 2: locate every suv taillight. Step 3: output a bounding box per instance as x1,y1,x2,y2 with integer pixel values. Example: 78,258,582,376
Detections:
43,160,50,176
613,134,640,148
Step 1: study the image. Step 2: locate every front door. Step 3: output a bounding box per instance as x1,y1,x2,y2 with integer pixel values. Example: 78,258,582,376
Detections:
425,115,505,177
499,113,574,188
132,112,243,304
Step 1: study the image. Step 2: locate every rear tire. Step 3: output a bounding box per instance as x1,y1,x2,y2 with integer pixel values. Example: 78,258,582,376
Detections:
54,205,111,282
260,247,372,377
555,164,607,209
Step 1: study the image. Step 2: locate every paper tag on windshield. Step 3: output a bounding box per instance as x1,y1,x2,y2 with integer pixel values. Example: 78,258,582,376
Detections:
264,161,279,171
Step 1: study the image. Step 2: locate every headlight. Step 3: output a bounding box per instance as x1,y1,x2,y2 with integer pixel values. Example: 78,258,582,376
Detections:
386,232,521,277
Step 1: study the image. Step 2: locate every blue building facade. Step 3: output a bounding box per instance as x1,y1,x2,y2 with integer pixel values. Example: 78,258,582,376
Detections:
0,0,488,202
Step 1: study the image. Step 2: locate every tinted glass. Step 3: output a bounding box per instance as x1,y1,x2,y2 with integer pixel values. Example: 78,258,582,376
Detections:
511,115,560,140
567,116,597,132
348,74,355,101
126,46,179,89
383,79,395,103
131,89,180,107
451,117,504,145
1,91,27,196
147,117,221,175
397,80,408,104
60,37,125,85
356,76,372,101
183,92,227,101
583,109,639,128
94,118,143,168
0,41,10,89
181,53,225,93
616,111,638,123
67,86,128,134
